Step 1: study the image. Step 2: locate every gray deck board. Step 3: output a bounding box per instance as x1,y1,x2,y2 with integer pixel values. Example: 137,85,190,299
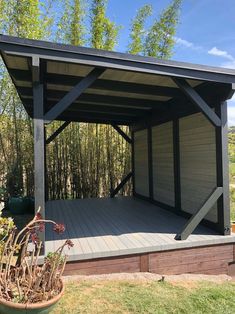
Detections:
45,196,235,261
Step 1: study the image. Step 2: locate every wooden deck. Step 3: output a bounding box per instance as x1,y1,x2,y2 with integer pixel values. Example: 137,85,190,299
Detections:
45,196,235,262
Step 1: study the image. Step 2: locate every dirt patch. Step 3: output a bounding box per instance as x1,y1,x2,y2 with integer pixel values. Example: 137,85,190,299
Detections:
63,272,232,286
164,273,232,288
63,272,163,283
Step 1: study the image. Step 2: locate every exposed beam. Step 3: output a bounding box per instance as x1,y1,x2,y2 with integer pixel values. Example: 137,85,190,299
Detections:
11,69,235,103
22,98,152,115
10,69,182,98
110,172,133,198
175,187,223,240
172,78,221,127
46,121,71,145
26,103,140,121
26,107,135,125
19,87,163,108
57,104,146,117
44,67,105,123
111,124,132,144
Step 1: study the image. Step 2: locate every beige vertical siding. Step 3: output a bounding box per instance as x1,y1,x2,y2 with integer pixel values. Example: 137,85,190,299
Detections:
134,129,149,197
179,112,218,223
152,122,175,206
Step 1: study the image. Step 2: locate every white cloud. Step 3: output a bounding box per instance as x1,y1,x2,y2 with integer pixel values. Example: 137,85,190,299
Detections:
175,37,193,48
174,37,202,51
174,38,235,69
222,60,235,69
208,47,234,61
207,47,235,69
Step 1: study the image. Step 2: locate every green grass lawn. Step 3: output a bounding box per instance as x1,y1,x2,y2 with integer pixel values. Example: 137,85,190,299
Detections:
52,281,235,314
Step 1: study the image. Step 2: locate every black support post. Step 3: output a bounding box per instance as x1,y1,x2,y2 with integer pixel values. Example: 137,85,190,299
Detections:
44,126,48,202
132,131,135,195
216,101,231,235
33,57,45,245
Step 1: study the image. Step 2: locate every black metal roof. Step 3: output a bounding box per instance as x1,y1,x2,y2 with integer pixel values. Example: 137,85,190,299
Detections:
0,35,235,125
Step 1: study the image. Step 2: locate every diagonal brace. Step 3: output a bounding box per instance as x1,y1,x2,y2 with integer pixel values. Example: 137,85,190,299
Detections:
44,67,105,123
110,172,133,198
46,121,71,145
111,124,132,144
175,187,223,240
172,77,221,127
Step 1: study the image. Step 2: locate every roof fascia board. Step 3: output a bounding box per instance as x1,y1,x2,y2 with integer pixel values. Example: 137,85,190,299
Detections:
1,38,235,84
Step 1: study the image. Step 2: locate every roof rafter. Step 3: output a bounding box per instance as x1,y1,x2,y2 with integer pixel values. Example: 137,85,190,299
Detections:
44,67,105,123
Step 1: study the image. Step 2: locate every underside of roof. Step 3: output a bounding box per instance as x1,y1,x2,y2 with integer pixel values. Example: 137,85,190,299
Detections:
0,35,235,125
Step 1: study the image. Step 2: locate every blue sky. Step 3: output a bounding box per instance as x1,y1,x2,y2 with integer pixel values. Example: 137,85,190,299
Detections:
105,0,235,125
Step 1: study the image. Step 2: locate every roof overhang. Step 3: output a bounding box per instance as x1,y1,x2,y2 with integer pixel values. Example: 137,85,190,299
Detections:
0,35,235,125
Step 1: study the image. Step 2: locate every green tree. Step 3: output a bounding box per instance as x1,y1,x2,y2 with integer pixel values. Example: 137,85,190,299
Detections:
57,0,86,45
10,0,51,38
0,0,182,200
0,0,52,196
103,18,120,50
90,0,120,50
128,4,152,55
144,0,181,58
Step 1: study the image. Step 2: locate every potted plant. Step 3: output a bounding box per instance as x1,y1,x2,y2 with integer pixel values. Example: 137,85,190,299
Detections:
0,208,73,314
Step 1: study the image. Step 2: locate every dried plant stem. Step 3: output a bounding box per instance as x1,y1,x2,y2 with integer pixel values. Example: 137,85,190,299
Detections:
0,208,72,304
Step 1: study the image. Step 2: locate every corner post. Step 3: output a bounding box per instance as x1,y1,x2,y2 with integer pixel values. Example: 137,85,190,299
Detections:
216,101,231,235
33,56,45,244
173,119,181,210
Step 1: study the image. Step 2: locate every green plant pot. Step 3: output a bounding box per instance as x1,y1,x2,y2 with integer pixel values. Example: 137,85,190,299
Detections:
28,197,35,214
22,197,35,214
0,281,64,314
8,197,27,215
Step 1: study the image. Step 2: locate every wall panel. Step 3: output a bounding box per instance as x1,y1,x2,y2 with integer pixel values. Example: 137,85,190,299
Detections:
133,129,149,197
152,122,175,206
179,112,218,223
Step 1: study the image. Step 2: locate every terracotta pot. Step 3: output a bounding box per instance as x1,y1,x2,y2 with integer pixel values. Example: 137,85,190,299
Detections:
0,281,64,314
232,222,235,233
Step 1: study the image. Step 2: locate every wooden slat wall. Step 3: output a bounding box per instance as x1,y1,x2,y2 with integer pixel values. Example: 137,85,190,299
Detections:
152,122,175,206
63,243,235,276
133,129,149,197
149,244,234,275
179,112,218,223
